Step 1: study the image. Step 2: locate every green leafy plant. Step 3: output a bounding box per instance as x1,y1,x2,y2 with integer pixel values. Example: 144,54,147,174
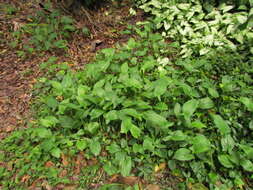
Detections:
137,0,253,57
13,8,76,53
1,24,253,189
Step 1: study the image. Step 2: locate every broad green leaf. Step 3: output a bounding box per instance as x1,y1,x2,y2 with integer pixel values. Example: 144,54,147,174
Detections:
182,84,199,98
144,111,173,130
120,156,132,176
62,74,73,88
44,96,58,109
236,15,248,24
51,148,61,158
191,120,206,129
104,110,118,124
177,3,191,10
241,159,253,172
240,97,253,112
221,135,235,153
133,144,144,154
130,125,141,138
192,135,211,154
191,183,208,190
212,115,231,135
127,38,136,49
101,48,115,58
250,120,253,130
103,162,118,176
121,117,133,134
153,77,170,98
77,85,88,96
106,143,121,154
40,116,58,127
163,130,187,141
143,137,154,152
120,108,142,120
76,139,88,151
154,102,168,111
36,128,52,138
89,140,101,156
182,99,199,119
198,97,214,109
40,139,55,152
120,62,129,73
59,116,75,129
208,88,219,98
218,154,234,168
173,148,194,161
86,122,100,135
89,109,104,119
239,144,253,159
174,103,181,117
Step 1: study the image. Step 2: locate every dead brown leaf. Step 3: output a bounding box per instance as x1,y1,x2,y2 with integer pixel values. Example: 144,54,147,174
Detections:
42,180,52,190
21,174,31,183
28,177,44,190
59,169,68,178
146,184,160,190
108,174,120,183
5,126,14,132
119,176,140,186
61,153,69,166
45,161,54,168
7,162,13,171
64,184,78,190
87,157,98,166
0,106,5,114
74,152,86,175
154,162,166,173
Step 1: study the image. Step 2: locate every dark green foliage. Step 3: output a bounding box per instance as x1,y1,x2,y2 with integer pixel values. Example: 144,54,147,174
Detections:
1,24,253,189
11,6,76,54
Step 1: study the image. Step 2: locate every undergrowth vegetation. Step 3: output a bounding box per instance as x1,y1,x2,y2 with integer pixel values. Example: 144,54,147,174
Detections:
10,4,77,56
137,0,253,57
0,0,253,189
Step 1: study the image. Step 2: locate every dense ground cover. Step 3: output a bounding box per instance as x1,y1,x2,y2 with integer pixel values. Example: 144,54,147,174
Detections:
0,0,252,189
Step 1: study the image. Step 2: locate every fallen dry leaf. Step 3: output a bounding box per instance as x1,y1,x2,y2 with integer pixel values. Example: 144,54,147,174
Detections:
28,177,44,190
21,174,31,183
59,169,68,178
61,154,69,166
42,180,52,190
119,176,140,186
154,162,166,173
12,21,24,31
74,152,86,175
45,161,54,168
63,184,77,190
0,106,5,114
108,174,120,183
5,126,14,132
146,184,160,190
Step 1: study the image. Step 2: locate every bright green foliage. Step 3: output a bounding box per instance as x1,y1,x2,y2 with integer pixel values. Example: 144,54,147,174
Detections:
1,24,253,189
137,0,253,57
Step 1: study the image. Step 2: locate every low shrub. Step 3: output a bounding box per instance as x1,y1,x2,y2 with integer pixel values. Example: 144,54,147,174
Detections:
136,0,253,57
1,24,253,189
11,6,76,54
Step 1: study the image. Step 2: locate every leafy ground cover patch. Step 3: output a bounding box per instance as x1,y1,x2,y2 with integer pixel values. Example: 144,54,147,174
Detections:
1,22,253,189
1,0,253,189
136,0,253,57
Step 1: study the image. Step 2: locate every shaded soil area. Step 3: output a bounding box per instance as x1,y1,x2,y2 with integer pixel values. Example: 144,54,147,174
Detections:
0,0,144,139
